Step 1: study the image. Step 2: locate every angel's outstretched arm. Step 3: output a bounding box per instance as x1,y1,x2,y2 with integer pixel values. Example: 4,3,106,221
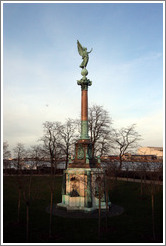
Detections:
88,48,93,54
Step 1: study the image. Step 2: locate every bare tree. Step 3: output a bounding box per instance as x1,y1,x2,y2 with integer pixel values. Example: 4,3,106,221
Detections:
29,144,44,171
13,143,26,225
41,121,62,175
13,143,26,171
40,121,63,238
146,162,163,241
111,124,142,170
3,141,11,171
105,162,119,231
3,141,11,159
22,175,32,242
136,162,150,197
96,131,111,157
18,173,41,242
59,118,78,169
88,105,112,157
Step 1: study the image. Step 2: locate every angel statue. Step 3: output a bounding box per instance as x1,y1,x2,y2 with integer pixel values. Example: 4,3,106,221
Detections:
77,40,93,69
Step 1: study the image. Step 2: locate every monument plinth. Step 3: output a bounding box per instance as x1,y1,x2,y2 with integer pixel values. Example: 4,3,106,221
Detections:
57,41,110,212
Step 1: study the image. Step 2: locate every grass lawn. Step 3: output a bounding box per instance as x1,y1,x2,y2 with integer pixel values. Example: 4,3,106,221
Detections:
3,175,163,243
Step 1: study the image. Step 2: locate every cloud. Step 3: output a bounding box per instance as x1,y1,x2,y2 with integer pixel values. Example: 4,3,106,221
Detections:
137,110,163,147
113,109,163,148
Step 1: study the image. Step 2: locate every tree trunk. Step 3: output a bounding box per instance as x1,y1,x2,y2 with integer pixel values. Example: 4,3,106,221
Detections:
98,195,101,240
49,190,53,238
126,169,129,182
28,176,32,199
51,160,53,176
17,188,21,223
66,152,68,170
144,172,146,184
119,156,122,170
105,187,109,232
26,202,29,242
151,191,156,241
105,174,109,232
98,181,102,241
140,174,143,197
132,167,136,182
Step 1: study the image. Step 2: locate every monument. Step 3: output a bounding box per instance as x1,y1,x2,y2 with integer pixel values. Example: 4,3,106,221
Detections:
57,41,110,212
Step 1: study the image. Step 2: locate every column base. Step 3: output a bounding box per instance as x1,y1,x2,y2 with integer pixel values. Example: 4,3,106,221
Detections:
60,168,110,212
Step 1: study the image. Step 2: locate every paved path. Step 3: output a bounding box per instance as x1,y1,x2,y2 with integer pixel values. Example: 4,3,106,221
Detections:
109,177,163,185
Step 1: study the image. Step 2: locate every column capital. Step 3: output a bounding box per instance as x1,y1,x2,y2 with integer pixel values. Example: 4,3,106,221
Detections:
77,76,92,90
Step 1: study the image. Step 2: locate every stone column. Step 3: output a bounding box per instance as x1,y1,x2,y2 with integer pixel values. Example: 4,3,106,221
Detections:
77,68,92,140
81,85,89,139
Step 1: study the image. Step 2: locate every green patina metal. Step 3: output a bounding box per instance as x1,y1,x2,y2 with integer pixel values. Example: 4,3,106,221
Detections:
81,120,89,139
77,77,92,89
88,143,92,159
86,152,89,164
68,154,72,164
77,40,92,69
97,155,101,164
77,144,84,159
62,195,65,204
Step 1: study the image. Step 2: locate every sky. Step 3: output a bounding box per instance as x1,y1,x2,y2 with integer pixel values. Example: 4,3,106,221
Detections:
2,1,164,154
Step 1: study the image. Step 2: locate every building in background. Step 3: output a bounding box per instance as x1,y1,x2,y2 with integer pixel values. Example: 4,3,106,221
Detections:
137,147,163,159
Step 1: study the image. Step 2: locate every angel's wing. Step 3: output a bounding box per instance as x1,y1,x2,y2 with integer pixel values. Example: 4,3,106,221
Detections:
77,40,84,57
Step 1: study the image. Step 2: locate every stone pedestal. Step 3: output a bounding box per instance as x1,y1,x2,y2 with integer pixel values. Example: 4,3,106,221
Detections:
57,167,110,212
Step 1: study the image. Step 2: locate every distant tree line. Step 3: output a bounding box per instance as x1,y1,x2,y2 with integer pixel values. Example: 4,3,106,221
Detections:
3,104,142,171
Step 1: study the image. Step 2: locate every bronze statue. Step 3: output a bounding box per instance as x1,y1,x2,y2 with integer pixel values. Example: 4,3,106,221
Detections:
77,40,92,69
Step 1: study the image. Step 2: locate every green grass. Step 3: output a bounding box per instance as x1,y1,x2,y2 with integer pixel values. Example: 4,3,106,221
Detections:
3,176,163,243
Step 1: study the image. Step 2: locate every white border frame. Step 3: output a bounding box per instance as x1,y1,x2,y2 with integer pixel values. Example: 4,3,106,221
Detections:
1,1,165,245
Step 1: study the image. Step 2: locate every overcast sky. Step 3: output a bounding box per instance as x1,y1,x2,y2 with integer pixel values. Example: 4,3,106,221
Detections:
2,1,164,153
